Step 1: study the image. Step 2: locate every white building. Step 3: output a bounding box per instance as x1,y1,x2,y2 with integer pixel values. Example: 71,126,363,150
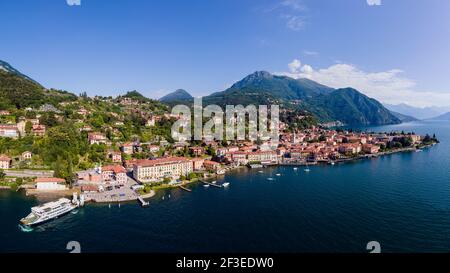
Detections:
0,125,19,138
133,157,193,183
35,178,67,191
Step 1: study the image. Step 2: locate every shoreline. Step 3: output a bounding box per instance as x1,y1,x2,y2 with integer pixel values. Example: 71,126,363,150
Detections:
280,143,437,166
2,143,438,202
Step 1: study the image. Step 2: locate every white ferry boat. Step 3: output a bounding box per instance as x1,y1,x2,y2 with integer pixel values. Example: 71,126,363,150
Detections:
20,198,79,226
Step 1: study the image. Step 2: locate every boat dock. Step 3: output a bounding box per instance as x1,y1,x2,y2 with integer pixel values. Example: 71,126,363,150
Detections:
179,185,192,192
200,180,223,188
137,196,149,206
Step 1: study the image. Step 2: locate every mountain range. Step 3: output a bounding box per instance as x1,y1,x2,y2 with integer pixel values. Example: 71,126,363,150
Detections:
384,103,450,120
161,71,401,126
159,89,193,104
390,111,418,123
429,112,450,120
1,60,435,126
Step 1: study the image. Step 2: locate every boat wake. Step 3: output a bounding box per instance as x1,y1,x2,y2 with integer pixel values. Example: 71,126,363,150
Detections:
18,224,33,233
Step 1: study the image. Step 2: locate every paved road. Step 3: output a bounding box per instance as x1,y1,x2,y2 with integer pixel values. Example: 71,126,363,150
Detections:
5,170,54,178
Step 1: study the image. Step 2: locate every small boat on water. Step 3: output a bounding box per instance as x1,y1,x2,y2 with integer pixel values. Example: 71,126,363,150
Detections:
267,178,275,181
416,149,423,153
329,161,335,165
211,181,217,184
276,174,281,176
204,184,210,188
222,182,230,188
258,171,264,173
293,168,298,171
304,168,311,172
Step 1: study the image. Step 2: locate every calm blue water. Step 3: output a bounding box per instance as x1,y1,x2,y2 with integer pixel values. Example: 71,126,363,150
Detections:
1,120,450,253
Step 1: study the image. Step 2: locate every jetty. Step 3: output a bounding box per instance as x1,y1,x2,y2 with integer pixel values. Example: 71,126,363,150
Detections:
179,185,192,192
200,180,223,188
137,196,149,207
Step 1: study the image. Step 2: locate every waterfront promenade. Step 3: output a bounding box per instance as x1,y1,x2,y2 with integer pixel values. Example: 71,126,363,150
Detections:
84,176,154,203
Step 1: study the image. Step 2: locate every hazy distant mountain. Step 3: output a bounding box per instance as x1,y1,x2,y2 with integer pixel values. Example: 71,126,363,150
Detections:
390,111,418,123
159,89,193,103
202,71,400,126
429,112,450,120
384,103,450,120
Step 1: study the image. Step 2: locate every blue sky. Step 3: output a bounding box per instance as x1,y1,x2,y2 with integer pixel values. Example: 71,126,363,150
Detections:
1,0,450,107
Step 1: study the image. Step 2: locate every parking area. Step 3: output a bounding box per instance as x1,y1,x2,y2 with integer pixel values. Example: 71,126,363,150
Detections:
84,176,140,203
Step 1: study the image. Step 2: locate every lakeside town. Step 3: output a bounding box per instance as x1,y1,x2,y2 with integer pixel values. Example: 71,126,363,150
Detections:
0,93,439,206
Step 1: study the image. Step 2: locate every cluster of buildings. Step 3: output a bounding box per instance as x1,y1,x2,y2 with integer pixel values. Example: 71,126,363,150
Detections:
1,97,426,193
276,127,422,163
76,165,127,192
0,118,46,139
104,127,422,185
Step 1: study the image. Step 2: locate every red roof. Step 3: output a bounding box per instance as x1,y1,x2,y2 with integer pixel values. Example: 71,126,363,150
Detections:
35,177,66,183
0,125,18,130
204,160,220,165
102,165,126,173
0,155,11,161
248,151,277,155
81,185,99,192
88,133,106,140
32,124,46,130
134,157,191,167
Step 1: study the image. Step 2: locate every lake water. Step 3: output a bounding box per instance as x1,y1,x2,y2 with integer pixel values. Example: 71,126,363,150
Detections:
1,120,450,253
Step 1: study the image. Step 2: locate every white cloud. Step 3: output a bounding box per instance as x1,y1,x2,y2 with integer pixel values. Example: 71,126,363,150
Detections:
276,59,450,108
366,0,381,6
288,59,302,73
281,0,306,11
262,0,308,31
66,0,81,6
303,50,319,56
283,14,306,31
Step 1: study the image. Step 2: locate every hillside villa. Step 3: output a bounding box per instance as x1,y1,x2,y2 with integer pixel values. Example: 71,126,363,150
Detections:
0,155,11,169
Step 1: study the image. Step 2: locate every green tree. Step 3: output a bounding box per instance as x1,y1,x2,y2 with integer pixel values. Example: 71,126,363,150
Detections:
25,121,33,135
